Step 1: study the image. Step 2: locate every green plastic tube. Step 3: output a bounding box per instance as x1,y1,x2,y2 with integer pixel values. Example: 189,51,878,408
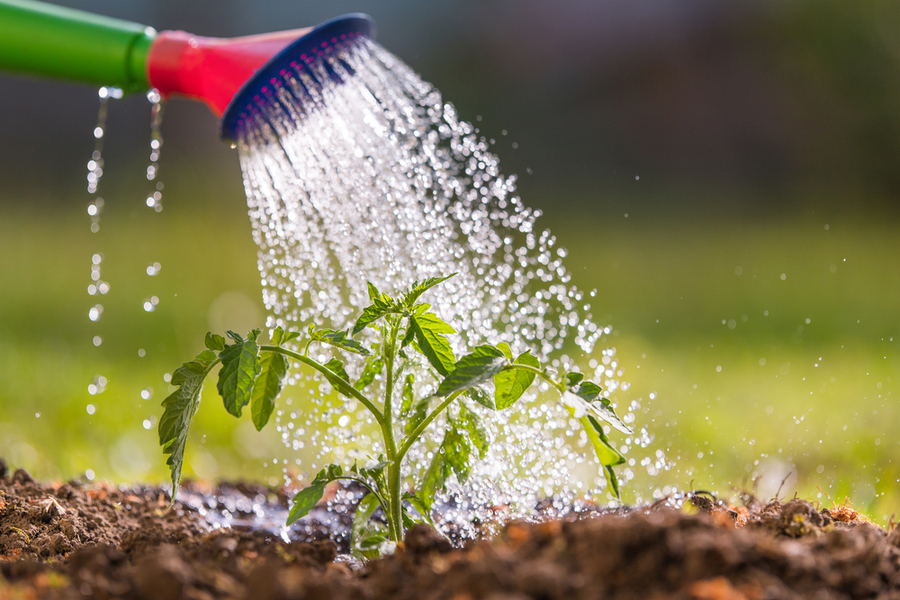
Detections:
0,0,155,92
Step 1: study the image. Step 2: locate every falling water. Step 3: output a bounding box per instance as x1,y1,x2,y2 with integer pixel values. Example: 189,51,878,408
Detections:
234,37,656,529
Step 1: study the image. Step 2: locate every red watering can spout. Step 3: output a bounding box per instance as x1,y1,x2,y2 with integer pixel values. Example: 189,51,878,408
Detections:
147,28,312,118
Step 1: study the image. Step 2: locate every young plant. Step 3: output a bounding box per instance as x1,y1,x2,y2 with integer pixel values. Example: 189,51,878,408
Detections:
159,275,631,554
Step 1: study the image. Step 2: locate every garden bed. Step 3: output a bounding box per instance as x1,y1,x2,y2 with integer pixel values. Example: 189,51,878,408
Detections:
2,459,899,600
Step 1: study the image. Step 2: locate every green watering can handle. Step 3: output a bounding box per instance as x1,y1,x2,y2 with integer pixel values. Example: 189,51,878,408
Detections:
0,0,155,92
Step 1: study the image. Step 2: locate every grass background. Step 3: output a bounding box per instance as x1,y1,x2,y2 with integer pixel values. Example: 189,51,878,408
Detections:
1,177,896,521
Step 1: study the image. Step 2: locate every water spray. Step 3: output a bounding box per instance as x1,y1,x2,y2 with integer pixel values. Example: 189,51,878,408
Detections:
0,0,374,141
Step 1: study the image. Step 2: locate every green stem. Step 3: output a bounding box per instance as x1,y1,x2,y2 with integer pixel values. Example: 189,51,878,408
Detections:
331,476,389,510
381,317,403,543
260,345,384,425
396,391,463,463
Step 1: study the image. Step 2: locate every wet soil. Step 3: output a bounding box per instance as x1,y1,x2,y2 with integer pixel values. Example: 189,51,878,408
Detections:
2,458,899,600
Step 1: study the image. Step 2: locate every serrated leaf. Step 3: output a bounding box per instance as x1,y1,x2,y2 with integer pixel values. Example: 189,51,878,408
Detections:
562,387,632,434
205,333,225,352
217,329,261,418
309,327,369,355
409,313,456,377
436,345,507,396
286,483,327,526
323,358,352,397
466,385,496,410
420,429,471,511
353,284,400,335
158,349,218,500
458,405,489,459
250,350,287,431
401,274,456,308
356,354,384,389
494,350,540,409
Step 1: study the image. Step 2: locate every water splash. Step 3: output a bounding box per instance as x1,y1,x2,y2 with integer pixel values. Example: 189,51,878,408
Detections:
233,38,656,528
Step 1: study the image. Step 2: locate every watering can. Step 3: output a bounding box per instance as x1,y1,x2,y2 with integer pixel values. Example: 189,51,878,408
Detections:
0,0,374,140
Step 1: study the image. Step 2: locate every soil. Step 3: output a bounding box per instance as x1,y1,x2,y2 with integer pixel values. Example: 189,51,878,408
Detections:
2,458,899,600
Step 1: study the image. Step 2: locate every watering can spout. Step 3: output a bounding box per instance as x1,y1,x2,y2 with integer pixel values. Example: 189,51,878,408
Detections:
146,29,312,118
0,0,375,139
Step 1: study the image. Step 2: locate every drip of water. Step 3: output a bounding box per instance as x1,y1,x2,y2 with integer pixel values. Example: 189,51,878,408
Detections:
145,89,165,212
233,39,657,530
84,87,121,388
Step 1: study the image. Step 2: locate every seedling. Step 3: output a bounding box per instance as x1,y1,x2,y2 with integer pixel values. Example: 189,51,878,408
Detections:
159,275,631,555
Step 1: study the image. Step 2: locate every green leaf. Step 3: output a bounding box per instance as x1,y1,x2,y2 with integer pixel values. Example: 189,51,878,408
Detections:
356,354,384,389
465,385,496,410
409,313,457,376
217,330,261,418
351,493,387,559
458,404,489,459
400,322,416,348
496,342,513,360
563,382,633,434
403,492,437,527
401,274,456,308
205,333,225,352
564,371,585,388
250,350,288,431
436,345,507,396
604,464,621,499
158,349,219,500
420,429,472,511
572,381,603,401
323,358,352,397
399,373,416,417
353,284,401,335
286,483,326,526
309,327,369,355
585,416,626,466
269,326,285,346
286,464,346,525
494,350,540,409
404,394,430,435
367,281,382,301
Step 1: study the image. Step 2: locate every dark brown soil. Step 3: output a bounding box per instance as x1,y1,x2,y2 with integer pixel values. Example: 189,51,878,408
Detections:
2,458,899,600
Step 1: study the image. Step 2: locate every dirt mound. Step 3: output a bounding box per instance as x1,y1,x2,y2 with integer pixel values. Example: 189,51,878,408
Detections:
2,459,900,600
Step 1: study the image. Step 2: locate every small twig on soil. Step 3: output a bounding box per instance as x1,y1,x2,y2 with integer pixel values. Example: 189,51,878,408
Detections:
774,470,793,501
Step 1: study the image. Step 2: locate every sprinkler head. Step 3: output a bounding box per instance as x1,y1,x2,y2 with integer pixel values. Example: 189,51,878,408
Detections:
146,14,375,143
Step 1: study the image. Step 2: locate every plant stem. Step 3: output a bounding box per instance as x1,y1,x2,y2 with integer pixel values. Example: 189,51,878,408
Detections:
381,317,404,543
396,391,462,463
260,346,385,425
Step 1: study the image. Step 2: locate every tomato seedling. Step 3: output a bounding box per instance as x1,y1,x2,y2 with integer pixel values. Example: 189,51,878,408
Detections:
159,275,631,556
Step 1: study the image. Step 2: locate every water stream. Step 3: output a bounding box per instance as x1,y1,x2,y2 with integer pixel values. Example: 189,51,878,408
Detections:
233,37,659,532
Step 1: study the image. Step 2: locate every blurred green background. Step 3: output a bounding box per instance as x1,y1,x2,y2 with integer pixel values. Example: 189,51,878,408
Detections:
1,0,898,521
